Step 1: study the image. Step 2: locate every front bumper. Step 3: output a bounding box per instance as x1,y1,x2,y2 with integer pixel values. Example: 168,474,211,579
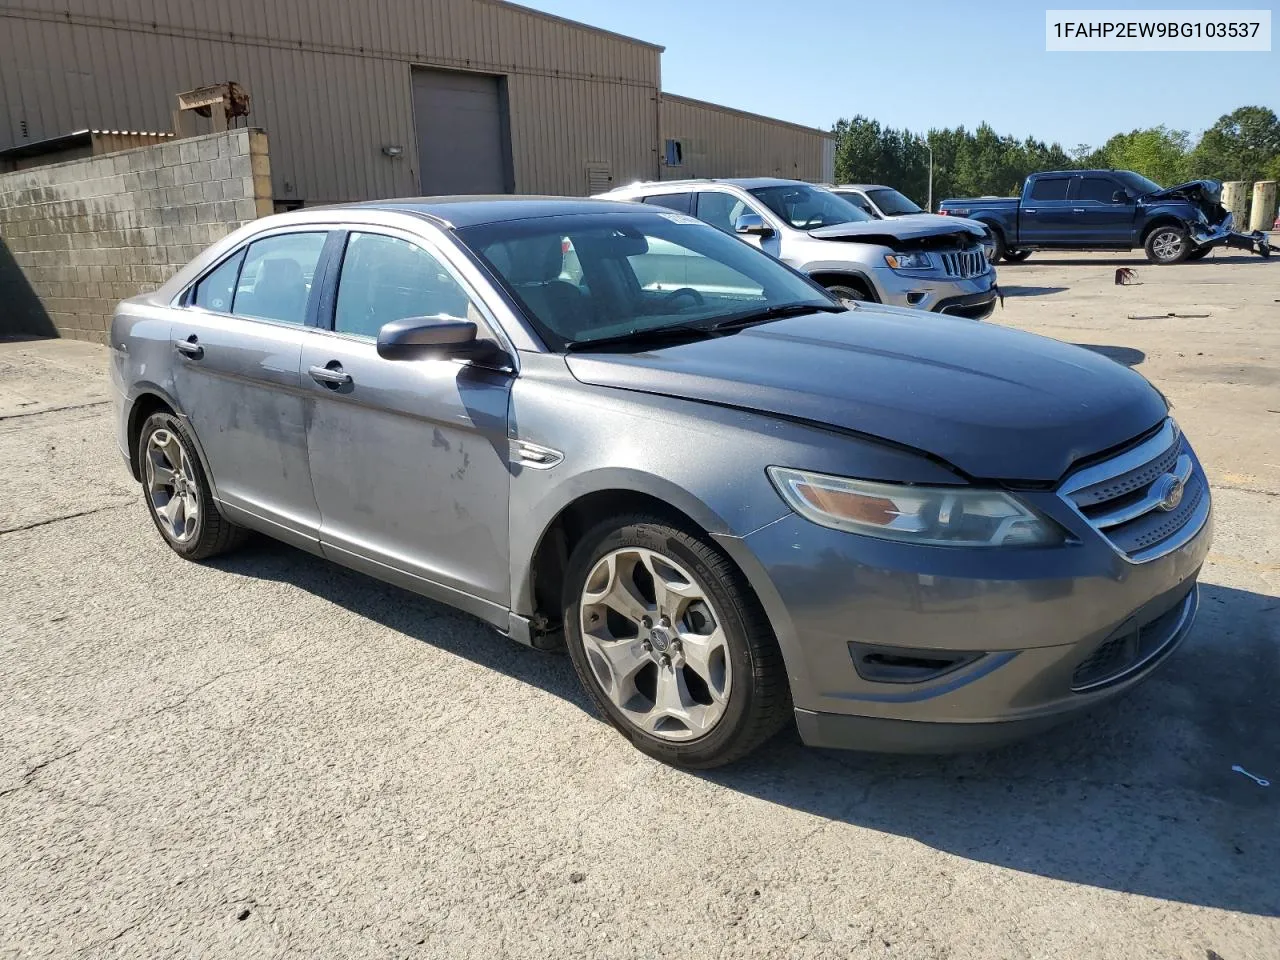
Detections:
872,266,997,317
723,462,1212,753
1190,213,1272,256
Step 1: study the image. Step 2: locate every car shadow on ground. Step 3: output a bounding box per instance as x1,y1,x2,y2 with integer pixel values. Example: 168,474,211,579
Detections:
1012,254,1272,268
1073,343,1146,367
996,285,1068,297
213,543,1279,917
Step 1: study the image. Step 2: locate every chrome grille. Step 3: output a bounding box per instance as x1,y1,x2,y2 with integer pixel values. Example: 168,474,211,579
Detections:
1059,420,1209,563
939,247,987,279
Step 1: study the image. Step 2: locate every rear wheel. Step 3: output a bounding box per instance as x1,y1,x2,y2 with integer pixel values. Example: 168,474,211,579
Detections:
1145,225,1191,264
985,229,1007,264
137,412,247,560
1002,249,1032,263
562,514,791,768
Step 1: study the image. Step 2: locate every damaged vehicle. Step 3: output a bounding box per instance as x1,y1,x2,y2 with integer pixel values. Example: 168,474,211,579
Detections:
603,178,998,319
940,169,1273,264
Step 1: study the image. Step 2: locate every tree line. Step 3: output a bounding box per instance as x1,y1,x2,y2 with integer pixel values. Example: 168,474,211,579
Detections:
832,106,1280,206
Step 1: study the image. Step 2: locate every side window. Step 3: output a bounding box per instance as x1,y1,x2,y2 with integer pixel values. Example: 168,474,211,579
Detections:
231,232,328,325
695,191,748,234
334,232,477,339
1029,177,1070,202
641,193,693,215
193,249,246,313
1075,177,1121,203
843,193,877,215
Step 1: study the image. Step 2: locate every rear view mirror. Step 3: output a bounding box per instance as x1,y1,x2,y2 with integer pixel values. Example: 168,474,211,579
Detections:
376,315,478,359
1112,190,1131,204
735,213,775,238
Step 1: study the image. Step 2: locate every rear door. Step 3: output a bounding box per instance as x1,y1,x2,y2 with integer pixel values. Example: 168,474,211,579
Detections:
170,228,333,549
299,227,514,610
1069,174,1137,245
1018,176,1075,245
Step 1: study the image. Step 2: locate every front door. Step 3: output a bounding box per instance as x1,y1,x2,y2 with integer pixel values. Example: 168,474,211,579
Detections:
300,229,514,609
1070,174,1137,245
169,229,331,548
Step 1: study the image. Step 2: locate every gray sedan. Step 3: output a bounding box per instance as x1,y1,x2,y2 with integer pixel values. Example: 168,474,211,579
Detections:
109,198,1211,768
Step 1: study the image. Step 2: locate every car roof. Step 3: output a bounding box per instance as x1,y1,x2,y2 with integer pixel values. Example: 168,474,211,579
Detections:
831,184,891,192
341,196,641,228
608,176,812,193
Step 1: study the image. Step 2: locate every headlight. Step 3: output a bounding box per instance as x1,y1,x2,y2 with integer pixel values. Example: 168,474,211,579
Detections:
884,251,933,270
767,467,1064,547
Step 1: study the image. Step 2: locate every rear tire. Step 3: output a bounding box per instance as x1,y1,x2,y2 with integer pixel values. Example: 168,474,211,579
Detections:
562,513,791,768
1002,249,1032,263
137,411,247,561
1145,225,1191,264
985,229,1007,264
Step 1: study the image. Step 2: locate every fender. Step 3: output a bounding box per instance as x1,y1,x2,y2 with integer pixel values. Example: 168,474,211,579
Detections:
799,263,883,301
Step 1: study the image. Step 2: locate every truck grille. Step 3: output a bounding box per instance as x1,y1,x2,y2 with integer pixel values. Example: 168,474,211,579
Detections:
1058,419,1209,563
939,247,987,279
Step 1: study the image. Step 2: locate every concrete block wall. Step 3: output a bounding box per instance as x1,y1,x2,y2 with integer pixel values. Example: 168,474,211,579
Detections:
0,128,272,343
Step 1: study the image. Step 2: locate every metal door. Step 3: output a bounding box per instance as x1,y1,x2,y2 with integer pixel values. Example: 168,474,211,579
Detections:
1069,175,1137,244
1019,175,1076,245
412,67,512,195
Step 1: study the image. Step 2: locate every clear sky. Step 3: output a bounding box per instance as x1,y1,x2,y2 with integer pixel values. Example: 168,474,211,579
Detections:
517,0,1278,148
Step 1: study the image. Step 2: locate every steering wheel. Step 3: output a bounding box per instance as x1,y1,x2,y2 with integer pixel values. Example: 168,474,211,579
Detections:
660,287,705,310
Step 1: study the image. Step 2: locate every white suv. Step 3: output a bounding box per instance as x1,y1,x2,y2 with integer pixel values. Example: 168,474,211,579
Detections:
602,178,998,319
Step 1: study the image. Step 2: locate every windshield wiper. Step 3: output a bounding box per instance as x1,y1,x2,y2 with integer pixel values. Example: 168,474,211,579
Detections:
563,323,716,353
707,301,846,331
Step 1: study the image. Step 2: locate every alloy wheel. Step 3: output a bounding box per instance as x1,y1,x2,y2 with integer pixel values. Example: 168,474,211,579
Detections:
145,428,200,543
578,547,731,741
1152,230,1183,261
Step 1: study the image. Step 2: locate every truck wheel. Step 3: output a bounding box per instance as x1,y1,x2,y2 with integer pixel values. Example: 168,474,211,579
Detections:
985,229,1007,264
1186,246,1212,261
1002,249,1032,263
562,514,791,769
1145,225,1191,264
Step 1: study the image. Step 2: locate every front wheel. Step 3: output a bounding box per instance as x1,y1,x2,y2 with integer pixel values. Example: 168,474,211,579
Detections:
825,283,870,304
1145,225,1192,264
563,515,791,768
1002,249,1032,263
1186,246,1212,261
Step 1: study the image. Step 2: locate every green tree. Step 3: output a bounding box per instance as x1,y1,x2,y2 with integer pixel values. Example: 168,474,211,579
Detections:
1098,126,1190,186
1187,106,1280,182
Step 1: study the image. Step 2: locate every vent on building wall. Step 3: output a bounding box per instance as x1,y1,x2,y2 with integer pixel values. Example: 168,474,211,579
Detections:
585,162,612,196
20,119,29,139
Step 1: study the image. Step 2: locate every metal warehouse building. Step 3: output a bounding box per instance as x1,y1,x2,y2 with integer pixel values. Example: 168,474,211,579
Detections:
0,0,834,207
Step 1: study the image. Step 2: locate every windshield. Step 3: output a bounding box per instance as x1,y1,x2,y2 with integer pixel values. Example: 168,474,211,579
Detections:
867,188,923,216
748,184,874,229
1114,170,1162,196
457,211,836,350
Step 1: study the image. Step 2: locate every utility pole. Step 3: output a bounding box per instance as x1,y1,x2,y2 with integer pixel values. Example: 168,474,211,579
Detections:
921,137,934,212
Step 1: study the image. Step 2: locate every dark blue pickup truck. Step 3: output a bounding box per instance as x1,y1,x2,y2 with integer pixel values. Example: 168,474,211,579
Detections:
940,170,1272,264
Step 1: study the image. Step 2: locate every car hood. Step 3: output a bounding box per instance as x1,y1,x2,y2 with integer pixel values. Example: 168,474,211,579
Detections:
565,310,1167,482
1144,178,1222,204
808,213,987,245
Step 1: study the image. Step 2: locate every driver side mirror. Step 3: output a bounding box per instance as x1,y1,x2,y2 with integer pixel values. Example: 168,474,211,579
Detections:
734,213,775,238
376,315,501,363
1112,189,1132,204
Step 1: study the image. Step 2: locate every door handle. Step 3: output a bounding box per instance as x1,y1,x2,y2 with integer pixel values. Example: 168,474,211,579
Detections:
1073,208,1086,214
174,336,203,359
309,363,352,387
1023,208,1037,214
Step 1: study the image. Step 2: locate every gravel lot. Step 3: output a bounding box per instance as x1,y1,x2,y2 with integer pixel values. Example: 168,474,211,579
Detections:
2,250,1277,959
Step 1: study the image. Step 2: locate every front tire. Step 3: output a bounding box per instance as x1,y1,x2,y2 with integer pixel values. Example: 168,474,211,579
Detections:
562,514,791,768
1145,225,1191,264
824,282,870,303
137,411,246,560
1186,246,1212,261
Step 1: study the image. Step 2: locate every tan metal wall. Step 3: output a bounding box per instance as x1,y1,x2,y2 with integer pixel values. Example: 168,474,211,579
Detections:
0,0,662,203
659,94,834,183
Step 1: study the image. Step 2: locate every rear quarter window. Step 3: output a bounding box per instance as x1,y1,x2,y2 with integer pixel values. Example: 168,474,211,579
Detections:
192,250,246,313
